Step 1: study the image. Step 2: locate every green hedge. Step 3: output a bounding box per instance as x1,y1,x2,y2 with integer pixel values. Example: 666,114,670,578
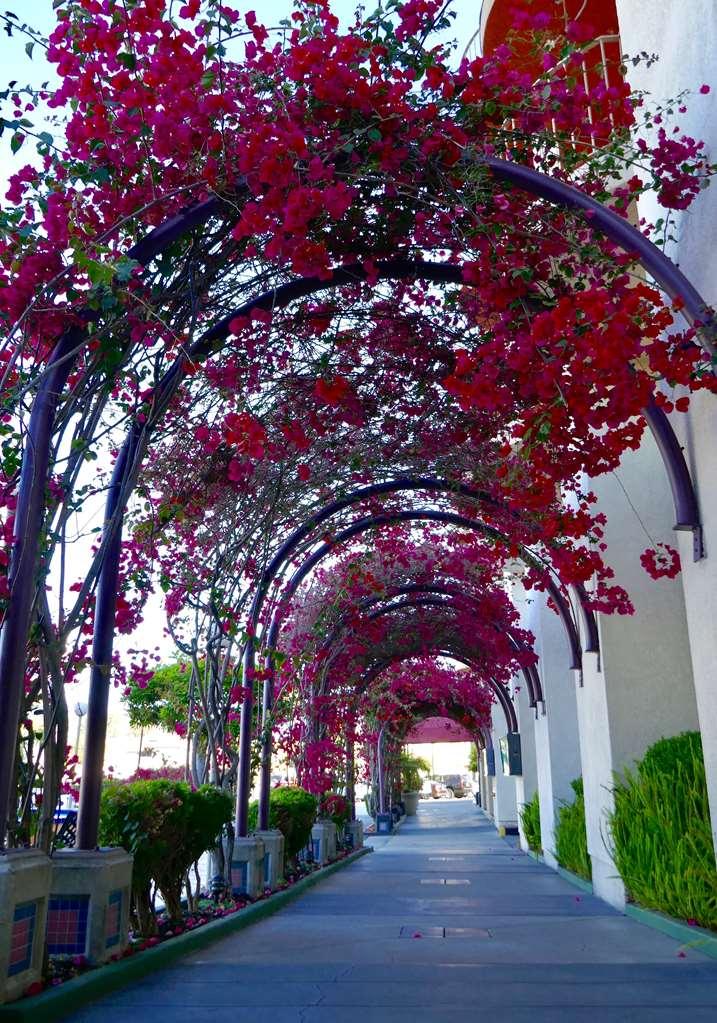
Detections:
100,779,232,934
520,791,541,854
248,786,317,865
555,777,591,881
610,731,717,930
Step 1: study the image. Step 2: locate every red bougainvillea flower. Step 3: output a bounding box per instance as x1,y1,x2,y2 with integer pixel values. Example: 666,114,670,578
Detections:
640,544,682,580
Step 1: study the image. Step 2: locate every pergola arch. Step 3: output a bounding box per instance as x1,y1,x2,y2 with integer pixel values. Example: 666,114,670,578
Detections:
0,156,711,848
366,594,540,705
252,508,558,830
351,646,518,735
313,583,543,707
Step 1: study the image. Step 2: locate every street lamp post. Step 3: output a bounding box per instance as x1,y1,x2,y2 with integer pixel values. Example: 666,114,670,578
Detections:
74,702,88,772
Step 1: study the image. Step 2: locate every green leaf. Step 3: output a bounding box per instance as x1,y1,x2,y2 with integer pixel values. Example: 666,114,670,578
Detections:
117,52,137,70
24,40,33,60
10,132,24,154
115,256,139,283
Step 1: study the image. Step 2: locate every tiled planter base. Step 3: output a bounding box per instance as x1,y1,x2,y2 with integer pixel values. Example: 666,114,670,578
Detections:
311,821,336,865
48,848,133,965
253,831,284,890
230,837,265,898
0,850,52,1004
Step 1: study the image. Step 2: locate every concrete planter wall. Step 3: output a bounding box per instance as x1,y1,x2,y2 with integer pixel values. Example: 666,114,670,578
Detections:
48,848,133,965
230,837,265,898
345,820,363,850
311,821,336,865
0,850,51,1004
402,792,420,816
253,830,285,890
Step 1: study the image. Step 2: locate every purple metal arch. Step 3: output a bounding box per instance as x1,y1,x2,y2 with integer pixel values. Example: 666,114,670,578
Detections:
0,194,227,847
0,324,86,844
252,505,571,832
313,584,542,706
363,590,542,706
1,151,710,845
78,264,465,847
353,647,519,734
486,158,717,353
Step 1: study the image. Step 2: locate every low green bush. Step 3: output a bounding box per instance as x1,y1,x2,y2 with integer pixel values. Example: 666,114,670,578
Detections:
100,779,232,934
520,791,541,854
610,731,717,930
555,777,591,881
248,785,318,865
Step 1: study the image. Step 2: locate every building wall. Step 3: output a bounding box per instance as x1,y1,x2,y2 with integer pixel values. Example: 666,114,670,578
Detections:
616,0,717,851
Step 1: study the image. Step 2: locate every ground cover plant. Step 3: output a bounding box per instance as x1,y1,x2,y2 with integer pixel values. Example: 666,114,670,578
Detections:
610,732,717,930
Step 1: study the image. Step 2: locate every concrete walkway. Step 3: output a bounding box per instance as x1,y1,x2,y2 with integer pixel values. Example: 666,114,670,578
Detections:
66,800,717,1022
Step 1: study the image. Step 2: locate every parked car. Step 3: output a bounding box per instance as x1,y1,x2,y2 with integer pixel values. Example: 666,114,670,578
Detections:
430,780,448,799
438,774,466,798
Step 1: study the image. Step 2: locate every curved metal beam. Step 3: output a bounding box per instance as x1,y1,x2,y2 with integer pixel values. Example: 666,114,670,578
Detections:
253,506,564,831
361,591,542,706
4,148,709,843
486,157,716,354
355,647,519,734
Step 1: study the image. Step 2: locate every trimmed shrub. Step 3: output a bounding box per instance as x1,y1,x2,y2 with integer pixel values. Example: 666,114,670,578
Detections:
610,731,717,930
99,779,232,934
248,785,318,865
555,777,591,881
520,791,541,854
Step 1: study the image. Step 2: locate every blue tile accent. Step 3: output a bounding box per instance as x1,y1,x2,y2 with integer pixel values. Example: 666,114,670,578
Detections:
46,894,90,956
8,900,37,976
230,860,248,895
105,888,123,948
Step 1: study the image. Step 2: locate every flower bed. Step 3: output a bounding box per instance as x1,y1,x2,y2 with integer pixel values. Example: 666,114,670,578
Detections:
9,848,360,1012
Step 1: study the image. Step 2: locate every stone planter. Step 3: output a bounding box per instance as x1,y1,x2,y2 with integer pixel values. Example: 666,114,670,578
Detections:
230,836,265,898
0,849,52,1003
402,791,420,816
48,847,133,965
375,812,393,834
311,821,336,865
344,820,363,850
253,830,285,890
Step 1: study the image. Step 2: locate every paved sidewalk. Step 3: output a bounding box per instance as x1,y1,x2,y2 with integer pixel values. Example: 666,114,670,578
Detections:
65,800,717,1022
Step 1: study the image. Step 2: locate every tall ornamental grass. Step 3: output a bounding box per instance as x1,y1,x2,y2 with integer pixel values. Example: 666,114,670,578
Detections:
610,732,717,930
520,791,542,854
554,777,591,881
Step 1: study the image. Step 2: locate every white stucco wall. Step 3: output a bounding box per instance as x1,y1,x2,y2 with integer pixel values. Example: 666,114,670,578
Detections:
520,587,583,868
512,674,538,851
490,705,518,827
579,433,700,906
616,0,717,852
